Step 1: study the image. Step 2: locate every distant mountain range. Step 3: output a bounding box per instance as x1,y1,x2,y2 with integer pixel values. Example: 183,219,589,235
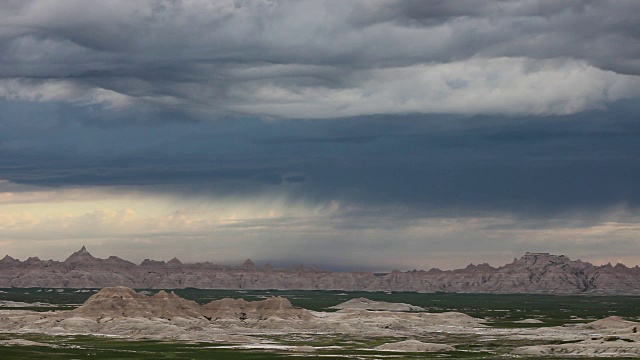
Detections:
1,247,639,294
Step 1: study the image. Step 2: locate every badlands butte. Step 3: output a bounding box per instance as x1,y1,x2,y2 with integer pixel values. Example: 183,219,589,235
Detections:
1,247,640,294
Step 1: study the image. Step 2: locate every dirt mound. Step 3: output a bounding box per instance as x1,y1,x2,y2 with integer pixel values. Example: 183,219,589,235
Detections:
203,296,312,321
330,297,425,312
375,339,455,352
578,316,640,330
72,286,204,319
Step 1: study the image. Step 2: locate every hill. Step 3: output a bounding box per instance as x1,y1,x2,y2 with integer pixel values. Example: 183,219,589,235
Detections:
1,249,639,294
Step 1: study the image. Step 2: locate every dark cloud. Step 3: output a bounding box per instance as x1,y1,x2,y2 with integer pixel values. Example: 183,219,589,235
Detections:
1,99,639,219
1,1,639,118
369,0,640,72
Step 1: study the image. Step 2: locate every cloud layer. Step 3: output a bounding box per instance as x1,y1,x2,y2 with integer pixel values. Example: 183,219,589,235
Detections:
1,1,640,268
1,0,639,118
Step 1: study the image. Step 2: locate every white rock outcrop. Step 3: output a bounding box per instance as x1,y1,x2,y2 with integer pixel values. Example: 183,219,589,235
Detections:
375,339,455,352
330,297,425,312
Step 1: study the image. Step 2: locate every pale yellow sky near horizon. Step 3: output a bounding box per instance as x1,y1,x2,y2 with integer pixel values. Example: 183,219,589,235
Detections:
1,181,638,271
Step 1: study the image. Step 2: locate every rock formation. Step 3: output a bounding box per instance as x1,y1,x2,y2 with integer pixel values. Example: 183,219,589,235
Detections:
0,286,486,346
72,286,204,319
204,296,312,321
70,286,313,322
0,248,639,294
329,297,425,312
512,316,640,357
375,340,455,352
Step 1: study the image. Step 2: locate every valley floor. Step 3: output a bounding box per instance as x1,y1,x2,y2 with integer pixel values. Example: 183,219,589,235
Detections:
1,288,640,359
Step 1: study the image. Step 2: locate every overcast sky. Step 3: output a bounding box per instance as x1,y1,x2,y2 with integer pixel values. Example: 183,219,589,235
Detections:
1,0,639,270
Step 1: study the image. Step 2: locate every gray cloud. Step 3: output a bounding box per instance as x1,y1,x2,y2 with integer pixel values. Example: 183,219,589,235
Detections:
1,0,639,118
1,99,639,218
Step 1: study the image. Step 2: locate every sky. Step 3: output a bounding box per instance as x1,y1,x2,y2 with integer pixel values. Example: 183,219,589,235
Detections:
1,0,639,270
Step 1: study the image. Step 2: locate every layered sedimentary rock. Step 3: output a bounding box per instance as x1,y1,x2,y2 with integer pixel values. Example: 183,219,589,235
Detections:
329,297,425,312
0,287,481,342
71,286,311,321
1,248,639,294
72,286,204,319
512,316,640,357
203,296,312,320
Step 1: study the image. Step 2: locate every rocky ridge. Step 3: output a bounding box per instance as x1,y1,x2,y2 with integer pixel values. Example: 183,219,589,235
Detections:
71,286,311,321
72,286,204,319
1,249,639,294
0,286,484,344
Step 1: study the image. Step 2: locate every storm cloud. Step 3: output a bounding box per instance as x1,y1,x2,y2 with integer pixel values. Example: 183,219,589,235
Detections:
1,0,640,118
1,1,640,268
2,99,639,216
